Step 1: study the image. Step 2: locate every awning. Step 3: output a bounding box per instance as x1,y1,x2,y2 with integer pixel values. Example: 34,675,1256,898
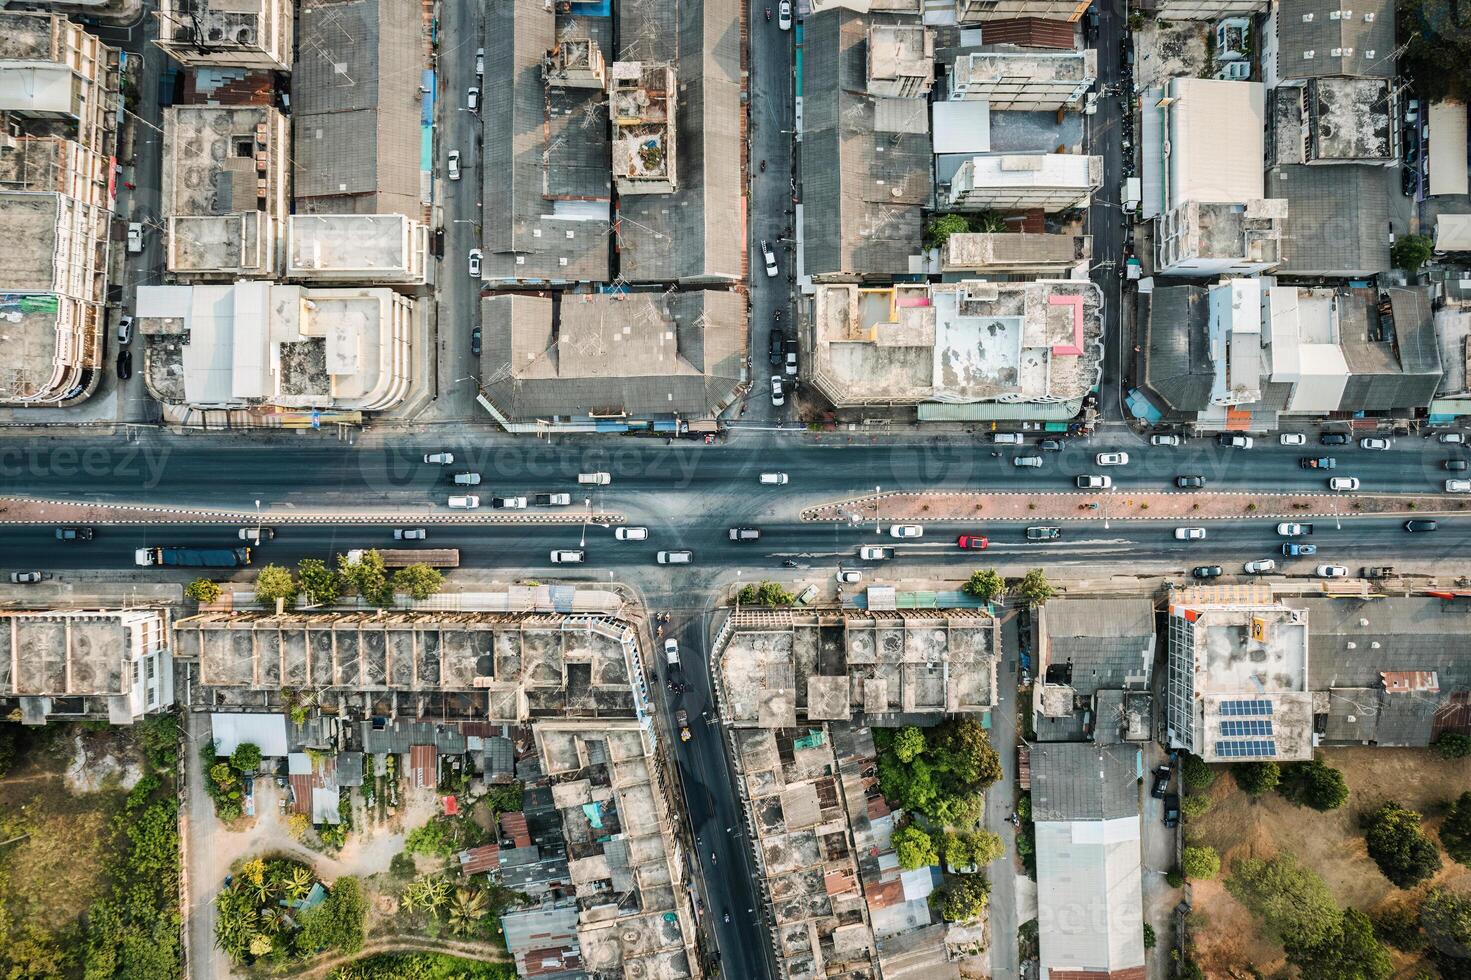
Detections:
1429,101,1469,197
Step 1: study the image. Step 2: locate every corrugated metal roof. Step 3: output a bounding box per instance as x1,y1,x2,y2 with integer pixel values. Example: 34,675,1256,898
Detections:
1030,742,1141,821
1275,0,1394,81
1269,163,1391,277
1139,286,1213,413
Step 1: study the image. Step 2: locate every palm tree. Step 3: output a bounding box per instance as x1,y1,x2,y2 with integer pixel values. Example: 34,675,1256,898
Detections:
260,907,288,935
282,865,313,901
448,887,487,935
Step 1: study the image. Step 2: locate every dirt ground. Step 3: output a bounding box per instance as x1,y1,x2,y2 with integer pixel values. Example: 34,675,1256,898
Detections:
1187,747,1471,977
1137,20,1211,90
0,726,140,939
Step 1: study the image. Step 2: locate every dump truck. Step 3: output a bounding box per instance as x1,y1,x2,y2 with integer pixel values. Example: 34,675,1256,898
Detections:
345,548,460,569
135,546,252,567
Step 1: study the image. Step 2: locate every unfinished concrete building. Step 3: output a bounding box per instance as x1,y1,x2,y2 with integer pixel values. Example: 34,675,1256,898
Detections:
162,105,289,280
610,62,678,195
0,12,119,405
156,0,292,70
1269,77,1398,167
949,49,1096,110
537,720,701,979
0,609,173,725
808,279,1104,421
941,232,1091,277
866,23,934,99
715,609,998,728
286,214,429,286
733,726,879,980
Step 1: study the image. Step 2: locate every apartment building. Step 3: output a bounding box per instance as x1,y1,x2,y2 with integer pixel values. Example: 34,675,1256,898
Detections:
949,49,1096,110
947,153,1101,212
286,214,429,287
156,0,293,70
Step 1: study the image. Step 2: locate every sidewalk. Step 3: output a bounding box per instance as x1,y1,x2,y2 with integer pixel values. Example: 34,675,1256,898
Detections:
0,496,623,525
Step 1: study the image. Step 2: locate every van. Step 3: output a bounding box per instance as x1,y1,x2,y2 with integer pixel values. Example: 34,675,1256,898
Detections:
453,472,481,486
992,432,1024,445
578,472,611,485
728,527,761,541
1013,456,1043,467
796,585,819,605
663,638,680,665
657,550,692,565
549,550,584,563
448,495,479,509
759,472,789,485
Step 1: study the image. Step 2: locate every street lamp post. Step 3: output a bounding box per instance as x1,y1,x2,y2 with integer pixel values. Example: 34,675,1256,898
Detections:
580,498,592,548
874,485,881,535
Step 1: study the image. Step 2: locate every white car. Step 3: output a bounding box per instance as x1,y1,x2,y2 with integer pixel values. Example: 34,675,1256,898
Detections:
664,638,679,662
1244,559,1276,574
550,550,584,564
859,545,891,560
238,527,274,543
1316,565,1349,578
1096,452,1130,466
760,240,778,277
447,149,461,180
1150,435,1182,447
1077,475,1112,489
1220,435,1254,449
778,0,792,28
836,570,862,584
1329,477,1360,491
1276,522,1309,536
1439,432,1466,444
759,472,789,485
448,495,479,509
1447,479,1471,493
1279,433,1307,446
1174,527,1207,540
771,375,785,407
395,528,427,540
475,47,485,75
468,248,482,277
889,524,923,539
116,315,134,345
424,452,455,464
126,222,143,253
467,86,480,111
1360,437,1391,450
491,496,528,509
614,526,649,541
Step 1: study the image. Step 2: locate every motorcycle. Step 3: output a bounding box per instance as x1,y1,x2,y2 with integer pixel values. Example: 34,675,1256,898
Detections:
782,559,797,568
764,6,770,18
759,159,766,172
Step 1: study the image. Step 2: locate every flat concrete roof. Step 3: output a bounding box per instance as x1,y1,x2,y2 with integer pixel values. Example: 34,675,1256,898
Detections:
288,214,412,273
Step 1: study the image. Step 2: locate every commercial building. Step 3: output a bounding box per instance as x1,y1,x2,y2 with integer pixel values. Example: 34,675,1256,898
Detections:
808,279,1104,419
1032,598,1156,743
1139,280,1440,428
1030,742,1146,980
610,62,678,195
162,105,290,280
714,609,999,727
948,49,1096,111
1164,585,1316,763
954,0,1090,22
477,291,744,429
1273,0,1393,82
1427,100,1469,198
941,232,1091,276
866,22,934,99
156,0,293,69
1145,0,1266,18
135,280,420,414
0,12,119,405
1142,78,1286,276
802,9,932,279
292,0,424,219
0,609,173,726
946,153,1101,213
286,214,429,286
1267,163,1392,277
1268,78,1398,167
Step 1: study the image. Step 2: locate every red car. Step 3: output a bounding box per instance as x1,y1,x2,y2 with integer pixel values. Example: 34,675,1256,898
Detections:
956,535,989,550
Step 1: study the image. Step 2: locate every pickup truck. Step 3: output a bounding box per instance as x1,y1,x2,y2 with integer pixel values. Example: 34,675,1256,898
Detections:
534,493,572,506
1282,542,1318,556
1364,566,1395,579
1299,457,1336,469
1276,522,1313,537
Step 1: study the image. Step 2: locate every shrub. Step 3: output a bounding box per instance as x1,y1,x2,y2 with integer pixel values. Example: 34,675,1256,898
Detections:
185,578,221,604
1180,754,1216,792
1143,923,1157,950
1182,846,1221,880
1166,870,1185,888
1180,794,1210,819
1441,791,1471,867
1436,732,1471,760
1280,758,1349,811
297,877,366,956
1233,760,1281,796
1364,801,1442,888
1372,901,1426,952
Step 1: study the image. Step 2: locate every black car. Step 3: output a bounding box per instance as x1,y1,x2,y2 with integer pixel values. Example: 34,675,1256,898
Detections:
116,350,132,380
769,331,785,366
470,327,482,356
1320,432,1350,445
1038,439,1064,451
1025,526,1062,541
1446,460,1469,472
1405,519,1439,532
1176,475,1205,489
1163,793,1181,828
1150,765,1171,799
55,526,94,541
1192,565,1223,579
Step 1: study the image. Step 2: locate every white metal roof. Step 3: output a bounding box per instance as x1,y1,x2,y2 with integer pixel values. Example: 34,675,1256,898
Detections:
1035,816,1146,977
1435,213,1471,252
211,711,289,757
1163,77,1265,209
1429,101,1469,197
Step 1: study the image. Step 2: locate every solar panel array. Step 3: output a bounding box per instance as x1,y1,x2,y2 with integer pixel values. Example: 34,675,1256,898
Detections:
1215,739,1278,758
1220,699,1273,716
1220,719,1274,737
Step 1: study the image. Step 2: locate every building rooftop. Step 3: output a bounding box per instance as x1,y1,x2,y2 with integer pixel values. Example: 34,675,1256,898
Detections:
1269,163,1391,276
801,9,931,278
0,12,57,61
810,279,1104,408
1275,0,1394,81
941,232,1091,272
292,0,422,217
1139,285,1214,413
1030,742,1142,822
286,214,425,282
1038,598,1156,697
479,290,744,422
1149,77,1265,213
0,610,166,697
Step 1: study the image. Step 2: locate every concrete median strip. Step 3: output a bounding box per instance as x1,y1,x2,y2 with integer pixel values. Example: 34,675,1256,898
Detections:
802,490,1471,523
0,497,623,526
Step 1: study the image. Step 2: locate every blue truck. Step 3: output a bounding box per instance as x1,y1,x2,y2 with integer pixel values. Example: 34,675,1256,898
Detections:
135,546,252,567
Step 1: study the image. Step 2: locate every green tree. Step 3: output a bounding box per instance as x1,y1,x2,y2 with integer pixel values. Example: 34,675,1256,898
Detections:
1286,908,1393,980
297,877,366,956
1226,854,1343,948
254,564,298,609
1399,0,1471,102
1436,732,1471,760
923,213,971,249
230,741,262,774
1143,923,1157,950
392,563,444,601
1372,901,1426,952
963,569,1004,602
893,727,926,763
1180,753,1216,792
1364,801,1442,888
185,578,222,604
1182,845,1221,880
447,888,487,936
943,829,1004,869
969,210,1008,234
1421,888,1471,962
485,782,525,815
1441,791,1471,867
297,558,342,606
935,874,991,922
1280,758,1349,811
1233,760,1281,796
893,825,940,870
933,716,1003,789
755,581,796,606
1014,568,1057,605
1391,233,1435,276
339,550,392,607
